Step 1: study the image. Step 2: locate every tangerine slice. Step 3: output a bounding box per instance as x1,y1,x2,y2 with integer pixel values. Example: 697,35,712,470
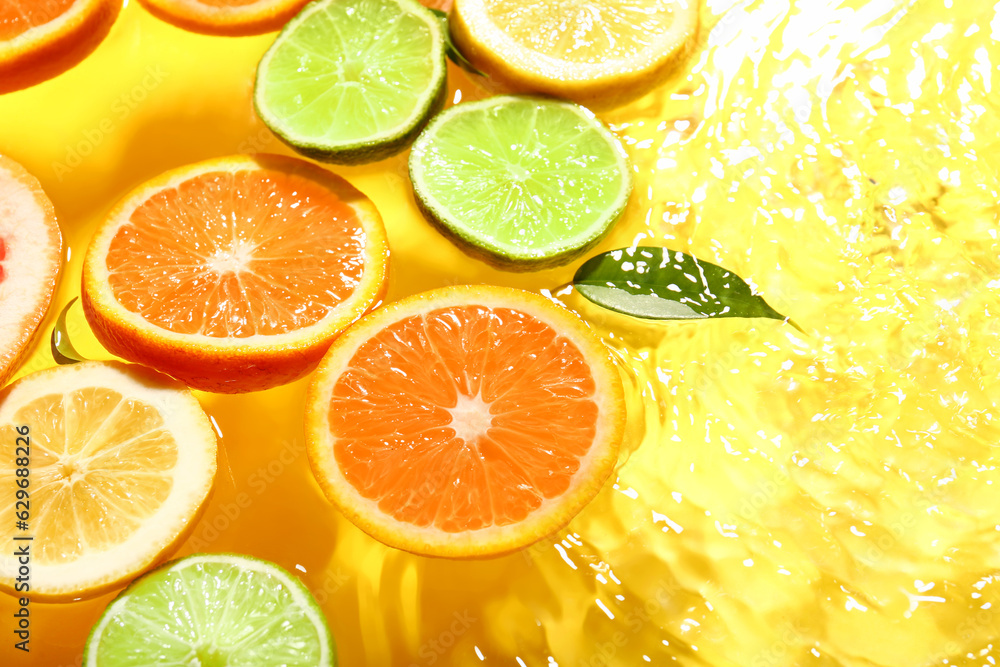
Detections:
0,154,63,387
140,0,312,36
307,285,625,558
82,154,389,393
0,0,121,92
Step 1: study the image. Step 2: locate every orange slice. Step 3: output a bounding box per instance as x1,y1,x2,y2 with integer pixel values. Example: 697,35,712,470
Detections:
82,154,389,393
0,0,121,93
140,0,311,36
0,361,217,601
306,285,625,558
0,155,63,388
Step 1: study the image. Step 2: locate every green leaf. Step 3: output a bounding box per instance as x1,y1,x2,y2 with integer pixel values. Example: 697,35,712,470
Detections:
429,8,488,79
574,246,800,329
50,298,87,365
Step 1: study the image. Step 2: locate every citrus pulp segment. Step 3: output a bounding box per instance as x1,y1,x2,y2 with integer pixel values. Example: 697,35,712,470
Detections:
450,0,699,109
409,96,633,271
0,362,217,602
84,553,335,666
0,0,121,92
254,0,447,164
306,285,625,558
82,154,389,393
0,154,63,388
139,0,311,36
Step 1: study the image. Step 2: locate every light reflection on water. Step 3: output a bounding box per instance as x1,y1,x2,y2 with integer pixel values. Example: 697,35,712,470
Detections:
546,0,1000,664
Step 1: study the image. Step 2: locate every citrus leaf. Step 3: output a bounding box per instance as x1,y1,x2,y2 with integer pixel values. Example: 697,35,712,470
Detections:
429,8,488,78
574,246,799,329
50,298,87,365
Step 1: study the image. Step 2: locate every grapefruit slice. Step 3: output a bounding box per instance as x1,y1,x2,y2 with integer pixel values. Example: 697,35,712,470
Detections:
306,285,625,558
0,361,218,602
140,0,311,36
0,0,121,92
82,154,389,393
0,155,63,388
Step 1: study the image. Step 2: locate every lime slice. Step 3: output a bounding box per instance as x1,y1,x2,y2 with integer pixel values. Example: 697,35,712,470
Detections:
84,553,335,667
254,0,447,164
409,96,633,271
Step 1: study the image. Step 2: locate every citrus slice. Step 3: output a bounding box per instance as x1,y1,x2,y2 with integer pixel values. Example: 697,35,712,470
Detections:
0,155,63,388
254,0,447,164
306,285,625,558
0,361,217,601
450,0,700,109
409,96,632,271
82,154,389,393
0,0,121,93
140,0,311,36
85,553,335,666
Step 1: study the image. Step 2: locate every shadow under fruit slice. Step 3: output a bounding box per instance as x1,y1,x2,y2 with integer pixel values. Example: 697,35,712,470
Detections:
82,154,389,393
306,285,625,558
0,0,121,93
450,0,699,110
85,553,335,666
409,96,633,271
0,361,217,602
0,154,63,388
139,0,311,36
254,0,447,164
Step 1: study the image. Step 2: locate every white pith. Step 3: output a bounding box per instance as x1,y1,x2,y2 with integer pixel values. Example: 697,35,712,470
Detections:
448,392,494,443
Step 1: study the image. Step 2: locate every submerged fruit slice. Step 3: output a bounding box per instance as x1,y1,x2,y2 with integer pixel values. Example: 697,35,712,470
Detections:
82,154,389,393
0,0,121,92
409,96,632,271
254,0,447,164
451,0,699,109
307,285,625,558
0,155,63,387
85,553,335,666
140,0,311,36
0,362,217,601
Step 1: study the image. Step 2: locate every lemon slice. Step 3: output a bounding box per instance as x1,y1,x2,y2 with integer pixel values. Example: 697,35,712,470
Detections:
0,362,217,602
451,0,699,109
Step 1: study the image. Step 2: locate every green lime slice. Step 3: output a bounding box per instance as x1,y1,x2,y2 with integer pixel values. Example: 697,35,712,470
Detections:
254,0,447,164
84,554,335,667
409,95,633,271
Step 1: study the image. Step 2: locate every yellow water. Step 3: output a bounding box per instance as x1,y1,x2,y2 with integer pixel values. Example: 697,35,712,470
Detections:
2,0,999,665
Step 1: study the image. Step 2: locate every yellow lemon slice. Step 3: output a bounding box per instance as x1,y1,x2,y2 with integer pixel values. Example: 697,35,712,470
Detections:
0,362,217,601
451,0,699,109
